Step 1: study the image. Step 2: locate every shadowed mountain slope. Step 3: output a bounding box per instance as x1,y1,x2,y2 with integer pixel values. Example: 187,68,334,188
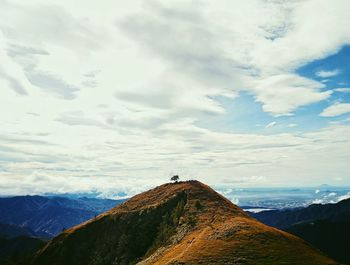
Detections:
0,236,45,265
30,181,337,265
251,198,350,264
287,219,350,265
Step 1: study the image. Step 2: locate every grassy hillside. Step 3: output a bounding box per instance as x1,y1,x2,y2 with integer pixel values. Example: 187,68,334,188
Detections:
30,181,338,265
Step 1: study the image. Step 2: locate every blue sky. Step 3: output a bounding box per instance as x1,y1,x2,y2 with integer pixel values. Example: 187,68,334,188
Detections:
0,0,349,198
200,45,350,135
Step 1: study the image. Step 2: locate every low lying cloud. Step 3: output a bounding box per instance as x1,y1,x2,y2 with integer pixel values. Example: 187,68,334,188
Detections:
0,123,349,197
337,192,350,202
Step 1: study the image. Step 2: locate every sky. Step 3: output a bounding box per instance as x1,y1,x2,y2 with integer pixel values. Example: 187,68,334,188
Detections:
0,0,350,198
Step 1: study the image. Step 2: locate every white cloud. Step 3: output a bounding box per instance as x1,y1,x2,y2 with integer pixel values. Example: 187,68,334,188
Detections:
249,74,331,115
320,103,350,117
265,121,276,129
0,0,350,195
334,88,350,93
311,199,324,204
337,192,350,202
119,0,350,116
316,69,341,78
1,123,350,195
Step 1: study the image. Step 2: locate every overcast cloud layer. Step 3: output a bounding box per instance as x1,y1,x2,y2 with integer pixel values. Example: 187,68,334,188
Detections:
0,0,350,198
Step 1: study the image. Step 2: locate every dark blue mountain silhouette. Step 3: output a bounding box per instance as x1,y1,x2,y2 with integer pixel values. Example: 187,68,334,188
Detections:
252,197,350,264
0,195,124,237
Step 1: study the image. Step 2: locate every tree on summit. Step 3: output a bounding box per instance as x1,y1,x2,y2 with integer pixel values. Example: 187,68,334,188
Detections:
171,175,179,182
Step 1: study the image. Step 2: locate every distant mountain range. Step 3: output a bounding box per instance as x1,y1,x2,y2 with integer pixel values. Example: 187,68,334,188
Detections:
0,196,123,265
0,223,40,239
252,198,350,264
0,195,123,237
251,197,350,229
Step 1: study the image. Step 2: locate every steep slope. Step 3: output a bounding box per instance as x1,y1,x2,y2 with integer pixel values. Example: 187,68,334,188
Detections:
286,219,350,265
0,196,121,237
30,181,337,265
251,198,350,263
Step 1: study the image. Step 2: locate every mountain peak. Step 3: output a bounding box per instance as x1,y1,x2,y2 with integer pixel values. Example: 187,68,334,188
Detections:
31,181,337,265
107,180,243,214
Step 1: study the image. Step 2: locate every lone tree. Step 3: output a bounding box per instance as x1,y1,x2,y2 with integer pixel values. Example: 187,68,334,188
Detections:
171,175,179,182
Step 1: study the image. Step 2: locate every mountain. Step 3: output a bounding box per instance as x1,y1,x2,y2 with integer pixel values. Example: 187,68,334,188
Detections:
251,197,350,229
0,196,122,237
0,223,48,240
30,181,336,265
252,198,350,264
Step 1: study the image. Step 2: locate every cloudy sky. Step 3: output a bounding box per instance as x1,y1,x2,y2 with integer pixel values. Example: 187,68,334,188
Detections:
1,0,350,198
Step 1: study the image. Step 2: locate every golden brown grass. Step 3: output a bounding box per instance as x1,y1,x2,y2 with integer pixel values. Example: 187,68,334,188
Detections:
32,181,339,265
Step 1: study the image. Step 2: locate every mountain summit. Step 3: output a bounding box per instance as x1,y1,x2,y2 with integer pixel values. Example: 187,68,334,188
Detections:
30,181,337,265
